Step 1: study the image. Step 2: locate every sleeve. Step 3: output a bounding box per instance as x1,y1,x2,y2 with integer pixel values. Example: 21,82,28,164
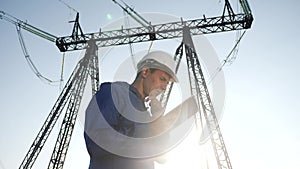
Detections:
84,83,121,157
84,82,144,158
95,82,119,127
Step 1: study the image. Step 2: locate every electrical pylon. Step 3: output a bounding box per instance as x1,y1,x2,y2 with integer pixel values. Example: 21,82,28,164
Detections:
5,0,254,169
19,40,99,169
159,25,233,169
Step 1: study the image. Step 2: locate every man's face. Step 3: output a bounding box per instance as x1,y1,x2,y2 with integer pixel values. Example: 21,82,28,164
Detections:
142,68,171,97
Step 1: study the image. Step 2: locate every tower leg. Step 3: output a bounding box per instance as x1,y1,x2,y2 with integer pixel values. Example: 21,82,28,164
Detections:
182,26,233,169
19,40,99,169
47,40,99,169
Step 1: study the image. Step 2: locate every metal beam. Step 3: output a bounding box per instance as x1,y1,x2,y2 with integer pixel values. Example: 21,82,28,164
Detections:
0,10,57,42
56,12,253,52
183,26,232,169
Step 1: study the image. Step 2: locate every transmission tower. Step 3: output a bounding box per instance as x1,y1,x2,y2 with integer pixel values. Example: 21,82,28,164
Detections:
19,40,99,169
1,0,253,169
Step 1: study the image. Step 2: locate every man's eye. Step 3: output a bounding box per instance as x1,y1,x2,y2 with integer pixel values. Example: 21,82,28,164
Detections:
160,77,167,82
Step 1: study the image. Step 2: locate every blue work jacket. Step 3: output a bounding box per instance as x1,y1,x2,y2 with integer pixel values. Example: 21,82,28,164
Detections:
84,82,160,169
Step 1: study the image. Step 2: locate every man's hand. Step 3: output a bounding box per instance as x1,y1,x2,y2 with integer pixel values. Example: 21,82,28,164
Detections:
146,89,165,118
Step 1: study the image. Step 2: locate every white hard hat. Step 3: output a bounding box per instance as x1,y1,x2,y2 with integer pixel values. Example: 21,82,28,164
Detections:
137,50,178,82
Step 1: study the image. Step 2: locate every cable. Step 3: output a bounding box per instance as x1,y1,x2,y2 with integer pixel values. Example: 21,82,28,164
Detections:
122,10,137,70
58,0,78,13
147,41,153,53
16,25,61,85
120,3,154,69
59,53,65,91
208,30,246,85
207,0,246,85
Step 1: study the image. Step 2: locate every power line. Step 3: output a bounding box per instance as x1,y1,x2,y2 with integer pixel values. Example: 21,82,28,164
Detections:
16,26,61,85
208,30,247,85
58,0,78,13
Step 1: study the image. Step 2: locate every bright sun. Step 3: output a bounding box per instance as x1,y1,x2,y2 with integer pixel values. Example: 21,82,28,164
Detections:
155,127,216,169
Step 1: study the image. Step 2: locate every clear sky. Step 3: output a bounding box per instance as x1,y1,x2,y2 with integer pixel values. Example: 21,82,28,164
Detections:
0,0,300,169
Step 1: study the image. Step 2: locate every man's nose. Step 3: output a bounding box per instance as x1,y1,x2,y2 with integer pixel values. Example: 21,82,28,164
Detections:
161,83,168,90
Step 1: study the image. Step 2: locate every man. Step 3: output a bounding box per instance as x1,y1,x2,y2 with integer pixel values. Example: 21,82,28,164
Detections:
84,50,178,169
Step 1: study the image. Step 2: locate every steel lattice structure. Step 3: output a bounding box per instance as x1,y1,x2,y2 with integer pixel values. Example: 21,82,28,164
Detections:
19,41,99,169
56,11,253,52
183,26,233,169
1,0,253,169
